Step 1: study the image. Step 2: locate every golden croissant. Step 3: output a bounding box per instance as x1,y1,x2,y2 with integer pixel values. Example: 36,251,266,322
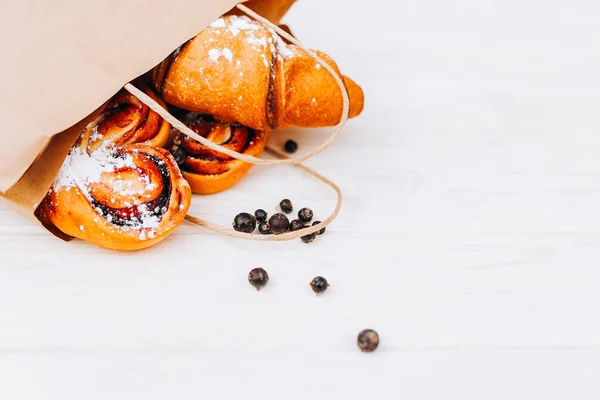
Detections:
153,15,364,132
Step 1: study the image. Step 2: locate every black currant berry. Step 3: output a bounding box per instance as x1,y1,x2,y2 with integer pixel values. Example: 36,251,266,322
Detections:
357,329,379,353
310,276,329,294
284,139,298,154
289,219,306,232
268,213,290,235
258,221,271,234
248,267,269,290
279,199,293,214
298,208,313,223
232,213,256,233
312,221,326,235
301,232,317,244
254,209,268,222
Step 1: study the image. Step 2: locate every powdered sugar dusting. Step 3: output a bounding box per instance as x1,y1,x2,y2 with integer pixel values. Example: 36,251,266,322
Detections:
228,15,261,36
210,18,226,28
261,54,269,68
89,125,102,142
54,144,136,191
246,36,267,48
132,204,161,230
222,48,233,62
111,175,150,197
207,15,296,62
274,34,295,58
209,48,233,63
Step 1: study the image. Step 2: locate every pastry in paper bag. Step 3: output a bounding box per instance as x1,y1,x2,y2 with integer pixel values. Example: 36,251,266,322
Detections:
0,0,364,250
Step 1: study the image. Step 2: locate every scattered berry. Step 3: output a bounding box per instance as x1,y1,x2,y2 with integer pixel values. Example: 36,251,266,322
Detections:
269,213,290,234
298,208,313,223
258,221,271,234
289,219,306,232
357,329,379,353
284,139,298,154
301,232,317,244
254,209,268,222
312,221,326,235
232,213,256,233
248,267,269,291
310,276,329,294
279,199,293,214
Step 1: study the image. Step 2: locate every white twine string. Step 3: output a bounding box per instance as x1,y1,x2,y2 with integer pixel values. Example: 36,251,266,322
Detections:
123,4,349,241
185,145,342,240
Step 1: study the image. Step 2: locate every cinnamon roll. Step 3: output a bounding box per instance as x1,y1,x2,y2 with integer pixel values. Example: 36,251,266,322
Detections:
36,87,191,251
170,113,269,194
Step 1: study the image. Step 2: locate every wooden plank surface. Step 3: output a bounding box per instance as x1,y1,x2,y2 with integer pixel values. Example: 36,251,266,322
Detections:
1,0,600,398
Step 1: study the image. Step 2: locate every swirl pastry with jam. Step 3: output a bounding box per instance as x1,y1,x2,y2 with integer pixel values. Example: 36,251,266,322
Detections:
170,112,269,194
37,87,191,251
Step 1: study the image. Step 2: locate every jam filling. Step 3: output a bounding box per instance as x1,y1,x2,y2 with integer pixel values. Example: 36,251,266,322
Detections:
91,154,172,228
170,113,256,173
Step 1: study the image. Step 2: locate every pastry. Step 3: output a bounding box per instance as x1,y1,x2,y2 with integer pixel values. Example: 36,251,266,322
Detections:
36,86,191,251
152,15,363,194
153,15,364,132
170,112,269,194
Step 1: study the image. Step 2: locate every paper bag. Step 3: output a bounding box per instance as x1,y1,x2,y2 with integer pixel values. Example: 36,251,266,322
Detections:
0,0,296,224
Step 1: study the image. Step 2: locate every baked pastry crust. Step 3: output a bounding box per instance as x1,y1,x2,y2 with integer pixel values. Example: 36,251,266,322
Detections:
37,87,191,251
170,112,269,194
154,15,364,132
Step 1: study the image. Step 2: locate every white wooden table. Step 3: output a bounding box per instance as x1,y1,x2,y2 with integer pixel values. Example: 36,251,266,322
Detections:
2,1,600,398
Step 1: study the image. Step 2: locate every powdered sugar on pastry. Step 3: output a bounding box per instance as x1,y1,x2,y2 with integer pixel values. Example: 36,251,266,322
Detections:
206,15,295,60
261,54,269,68
52,143,163,231
228,15,261,36
246,36,267,48
210,18,226,28
208,48,233,63
274,34,295,58
132,204,161,230
54,143,136,191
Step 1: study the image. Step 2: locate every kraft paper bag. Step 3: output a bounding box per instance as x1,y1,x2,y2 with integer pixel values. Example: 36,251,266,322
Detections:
0,0,296,223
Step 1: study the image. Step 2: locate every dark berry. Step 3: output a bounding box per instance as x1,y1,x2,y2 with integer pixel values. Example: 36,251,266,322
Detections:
279,199,293,214
170,146,188,165
357,329,379,353
301,232,317,244
310,276,329,294
233,213,256,233
289,219,306,232
298,208,313,223
258,221,271,234
254,209,268,222
312,221,326,235
268,213,289,235
248,267,269,290
284,139,298,153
